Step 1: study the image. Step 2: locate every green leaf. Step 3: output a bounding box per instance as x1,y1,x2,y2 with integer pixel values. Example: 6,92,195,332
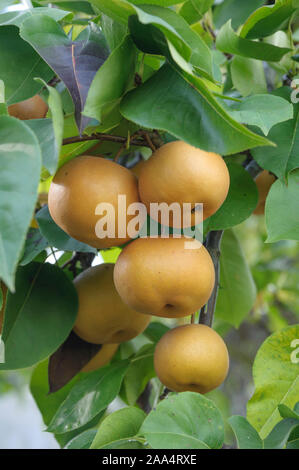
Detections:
65,429,98,449
278,403,299,419
36,80,64,174
0,262,78,370
100,14,128,50
20,228,48,266
143,322,170,343
240,0,299,39
31,359,79,425
247,324,299,439
215,230,257,328
224,94,293,136
84,36,137,122
265,170,299,243
122,344,155,405
120,64,272,155
36,205,97,253
228,416,263,449
178,0,214,25
231,56,267,97
213,0,265,30
30,360,101,448
48,360,130,434
251,88,299,180
140,392,224,449
92,0,183,23
91,407,146,449
126,3,214,81
0,116,41,291
216,20,291,62
0,26,53,104
264,418,299,449
205,163,259,231
0,7,72,28
25,119,58,175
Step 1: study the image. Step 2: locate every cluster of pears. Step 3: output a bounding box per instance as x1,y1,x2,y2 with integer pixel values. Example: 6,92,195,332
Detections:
47,140,230,393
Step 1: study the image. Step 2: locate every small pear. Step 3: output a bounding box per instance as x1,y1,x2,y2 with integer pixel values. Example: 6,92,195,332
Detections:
154,324,229,394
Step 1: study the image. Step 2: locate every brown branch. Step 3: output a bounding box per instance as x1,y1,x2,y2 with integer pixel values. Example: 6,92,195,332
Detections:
62,133,151,148
199,159,263,327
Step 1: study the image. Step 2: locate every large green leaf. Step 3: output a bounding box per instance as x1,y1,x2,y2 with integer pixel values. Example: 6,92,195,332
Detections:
48,360,130,434
265,170,299,243
0,7,71,27
224,94,293,135
30,360,102,448
0,116,41,291
91,407,146,449
251,88,299,180
120,64,272,155
247,324,299,438
0,262,78,370
215,230,257,328
36,205,97,253
84,36,137,122
216,20,291,62
230,56,267,97
0,26,53,104
205,163,258,231
228,416,263,449
140,392,224,449
240,0,299,39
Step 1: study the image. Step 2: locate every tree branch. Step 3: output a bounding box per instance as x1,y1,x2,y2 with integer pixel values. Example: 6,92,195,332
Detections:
199,230,223,327
199,158,263,327
62,133,152,148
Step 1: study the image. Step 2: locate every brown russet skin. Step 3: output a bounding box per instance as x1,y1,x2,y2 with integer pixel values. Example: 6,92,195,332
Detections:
0,284,7,334
138,141,230,228
113,237,215,318
48,155,141,249
73,263,151,344
81,343,119,373
8,95,48,120
154,324,229,394
253,170,276,215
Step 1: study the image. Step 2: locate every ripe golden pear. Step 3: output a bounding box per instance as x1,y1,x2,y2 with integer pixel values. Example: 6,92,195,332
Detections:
81,343,119,373
253,170,276,215
154,324,229,394
138,141,230,227
48,155,141,249
8,95,48,120
113,237,215,318
73,263,151,344
0,284,7,335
